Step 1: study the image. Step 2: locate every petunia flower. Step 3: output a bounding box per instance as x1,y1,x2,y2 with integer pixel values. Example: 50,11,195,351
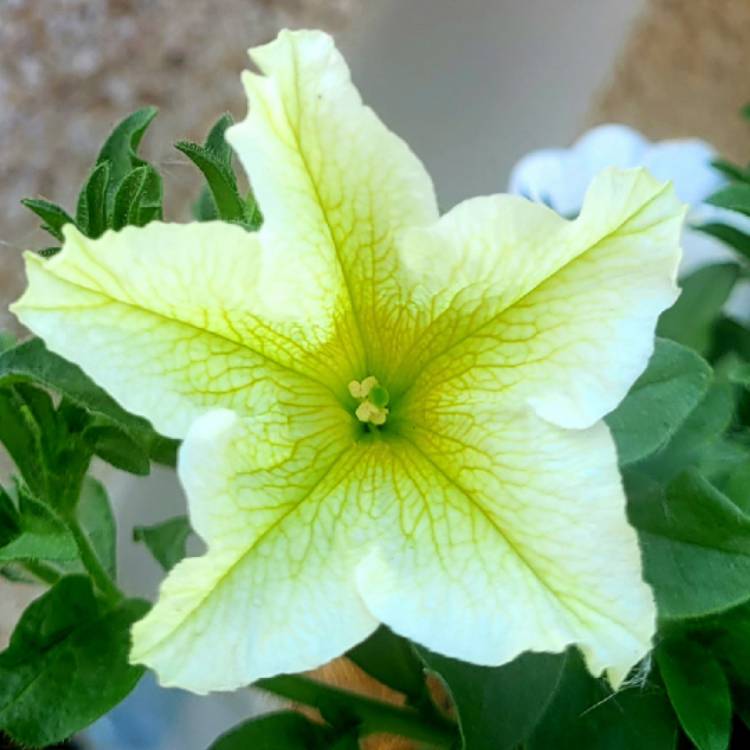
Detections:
11,30,684,694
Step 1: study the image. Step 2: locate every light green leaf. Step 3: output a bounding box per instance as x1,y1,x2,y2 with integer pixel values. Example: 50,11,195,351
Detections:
627,470,750,619
657,637,731,750
416,647,566,750
0,338,178,466
133,515,191,572
0,576,148,747
657,263,740,355
209,711,331,750
76,477,116,579
606,339,711,466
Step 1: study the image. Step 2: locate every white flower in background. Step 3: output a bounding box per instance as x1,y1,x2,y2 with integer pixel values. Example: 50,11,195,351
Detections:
509,124,749,321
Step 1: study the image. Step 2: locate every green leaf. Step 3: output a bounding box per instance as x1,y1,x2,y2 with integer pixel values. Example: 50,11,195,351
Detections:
83,421,151,475
75,160,111,238
657,637,731,750
724,460,750,514
96,106,158,204
707,184,750,216
347,626,427,705
694,222,750,261
0,384,57,498
606,339,712,466
0,491,77,564
133,515,191,571
0,576,147,747
203,112,235,165
111,164,163,230
528,651,677,750
640,380,736,481
0,487,20,548
192,185,219,221
657,263,740,355
75,477,116,579
209,711,331,750
0,338,178,466
0,332,15,353
627,470,750,619
416,647,566,750
710,159,750,184
175,140,246,222
20,198,75,243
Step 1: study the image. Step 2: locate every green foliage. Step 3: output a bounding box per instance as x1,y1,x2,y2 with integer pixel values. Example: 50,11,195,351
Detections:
22,107,162,248
0,576,148,748
657,263,740,356
416,648,566,750
133,515,192,571
180,113,263,229
657,636,732,750
0,337,177,467
209,712,332,750
606,339,712,465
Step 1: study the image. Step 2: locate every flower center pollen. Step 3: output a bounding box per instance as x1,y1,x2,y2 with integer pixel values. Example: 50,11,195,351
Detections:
348,376,389,426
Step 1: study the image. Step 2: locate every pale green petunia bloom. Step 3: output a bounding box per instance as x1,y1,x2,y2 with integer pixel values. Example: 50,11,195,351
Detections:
11,29,685,694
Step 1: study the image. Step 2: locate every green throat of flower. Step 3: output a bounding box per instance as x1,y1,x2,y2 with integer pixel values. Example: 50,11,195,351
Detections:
348,376,390,426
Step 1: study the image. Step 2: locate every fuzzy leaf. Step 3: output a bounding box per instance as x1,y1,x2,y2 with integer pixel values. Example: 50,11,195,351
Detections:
133,515,191,572
20,199,75,242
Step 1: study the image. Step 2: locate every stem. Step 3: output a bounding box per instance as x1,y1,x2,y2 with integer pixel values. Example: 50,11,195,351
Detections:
66,518,122,602
256,674,457,749
23,559,62,585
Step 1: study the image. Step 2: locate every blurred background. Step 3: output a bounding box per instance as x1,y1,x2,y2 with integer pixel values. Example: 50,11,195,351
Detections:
2,0,750,747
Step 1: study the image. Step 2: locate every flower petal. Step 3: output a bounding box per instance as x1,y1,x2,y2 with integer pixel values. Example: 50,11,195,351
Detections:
358,406,655,686
397,167,684,429
130,407,378,693
226,29,439,373
11,222,353,437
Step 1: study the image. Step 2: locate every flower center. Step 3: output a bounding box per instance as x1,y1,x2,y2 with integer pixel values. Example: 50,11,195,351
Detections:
348,376,389,426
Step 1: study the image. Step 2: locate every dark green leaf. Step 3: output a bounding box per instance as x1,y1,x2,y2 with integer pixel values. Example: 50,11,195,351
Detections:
640,380,735,481
175,140,246,222
96,106,158,204
0,338,178,466
203,112,235,165
111,164,163,230
657,264,740,355
75,160,111,238
657,637,731,750
606,339,711,466
0,576,147,747
347,626,427,705
0,491,77,564
627,470,750,619
528,650,677,750
0,487,20,548
20,199,74,242
84,421,151,475
416,647,566,750
209,711,331,750
707,184,750,217
710,159,750,184
133,515,191,571
192,185,219,221
724,461,750,514
75,477,116,579
694,222,750,261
